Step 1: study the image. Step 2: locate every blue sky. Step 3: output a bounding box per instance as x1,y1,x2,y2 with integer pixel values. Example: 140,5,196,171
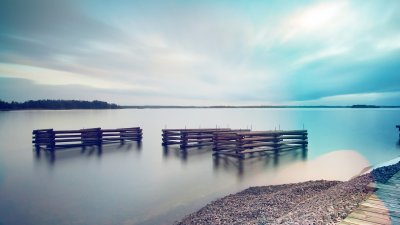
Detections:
0,0,399,105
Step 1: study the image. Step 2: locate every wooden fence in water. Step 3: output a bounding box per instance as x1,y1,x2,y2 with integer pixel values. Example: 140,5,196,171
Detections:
213,130,308,157
32,127,142,150
162,128,250,149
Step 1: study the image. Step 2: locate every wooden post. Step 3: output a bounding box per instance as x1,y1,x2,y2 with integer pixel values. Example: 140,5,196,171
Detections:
97,128,102,145
236,133,243,155
138,128,143,141
48,129,55,149
181,132,188,149
197,132,202,148
273,133,279,154
162,130,167,146
302,131,307,148
397,125,400,138
119,130,125,144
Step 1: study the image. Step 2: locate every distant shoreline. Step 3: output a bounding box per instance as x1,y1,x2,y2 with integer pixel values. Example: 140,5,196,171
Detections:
2,106,400,111
0,100,120,110
121,105,399,109
1,99,400,110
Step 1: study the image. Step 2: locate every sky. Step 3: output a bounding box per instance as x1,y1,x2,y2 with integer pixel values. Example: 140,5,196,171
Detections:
0,0,399,106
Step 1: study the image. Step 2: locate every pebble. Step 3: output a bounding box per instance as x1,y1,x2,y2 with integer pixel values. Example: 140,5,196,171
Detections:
177,161,400,225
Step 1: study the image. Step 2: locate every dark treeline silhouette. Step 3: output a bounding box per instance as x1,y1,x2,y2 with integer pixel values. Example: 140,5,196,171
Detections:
351,104,380,108
0,100,120,110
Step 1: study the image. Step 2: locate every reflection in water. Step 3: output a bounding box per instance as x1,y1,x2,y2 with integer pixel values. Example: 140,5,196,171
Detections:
212,147,308,178
162,145,308,179
162,146,212,163
33,141,141,166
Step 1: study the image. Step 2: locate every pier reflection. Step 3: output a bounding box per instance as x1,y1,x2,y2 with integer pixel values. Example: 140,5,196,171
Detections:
213,147,308,178
33,141,142,166
162,146,211,163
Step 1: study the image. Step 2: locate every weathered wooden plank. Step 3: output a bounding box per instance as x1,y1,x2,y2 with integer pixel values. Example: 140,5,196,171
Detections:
356,208,400,222
241,136,277,142
180,142,214,148
364,199,400,212
348,211,392,225
369,183,400,193
237,130,307,136
240,148,275,154
101,127,141,132
353,208,395,221
162,141,181,146
242,142,279,148
342,216,382,225
361,202,400,213
163,128,230,132
102,138,142,141
54,134,82,138
357,205,399,217
348,211,392,224
162,136,181,140
53,130,83,134
368,197,400,208
338,220,359,225
369,195,400,205
214,153,243,158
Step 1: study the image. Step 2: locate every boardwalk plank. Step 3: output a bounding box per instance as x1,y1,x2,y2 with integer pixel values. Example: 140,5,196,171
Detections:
341,171,400,224
348,211,391,225
343,217,382,225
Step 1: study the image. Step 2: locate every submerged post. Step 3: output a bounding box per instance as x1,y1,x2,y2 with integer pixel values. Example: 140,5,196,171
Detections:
397,125,400,138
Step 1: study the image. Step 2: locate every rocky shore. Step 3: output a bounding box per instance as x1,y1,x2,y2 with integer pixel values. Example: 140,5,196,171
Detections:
178,161,400,225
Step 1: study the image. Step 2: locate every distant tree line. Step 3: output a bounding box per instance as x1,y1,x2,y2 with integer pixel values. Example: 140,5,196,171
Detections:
351,104,380,108
0,99,120,110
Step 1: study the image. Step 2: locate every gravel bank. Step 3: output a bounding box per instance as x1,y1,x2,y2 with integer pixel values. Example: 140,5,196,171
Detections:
178,161,400,225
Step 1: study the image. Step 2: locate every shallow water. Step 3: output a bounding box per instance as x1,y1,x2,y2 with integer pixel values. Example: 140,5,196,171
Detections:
0,108,399,225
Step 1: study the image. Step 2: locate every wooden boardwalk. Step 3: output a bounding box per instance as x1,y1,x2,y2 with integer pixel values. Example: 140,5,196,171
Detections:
339,171,400,225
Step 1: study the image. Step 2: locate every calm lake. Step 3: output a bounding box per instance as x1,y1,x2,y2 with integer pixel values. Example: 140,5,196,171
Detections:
0,108,399,225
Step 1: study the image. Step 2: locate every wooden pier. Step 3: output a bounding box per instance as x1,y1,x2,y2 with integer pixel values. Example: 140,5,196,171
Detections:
339,171,400,225
213,130,308,157
33,127,142,150
162,128,308,158
162,128,250,149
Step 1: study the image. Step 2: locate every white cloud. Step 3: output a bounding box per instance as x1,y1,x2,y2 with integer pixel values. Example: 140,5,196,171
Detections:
0,63,157,91
376,35,400,51
298,91,400,106
292,46,350,67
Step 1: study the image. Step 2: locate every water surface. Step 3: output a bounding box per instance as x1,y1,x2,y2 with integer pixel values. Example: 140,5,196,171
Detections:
0,108,399,225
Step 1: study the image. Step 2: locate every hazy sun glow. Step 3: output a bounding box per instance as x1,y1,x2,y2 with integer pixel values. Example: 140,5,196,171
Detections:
297,2,346,30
